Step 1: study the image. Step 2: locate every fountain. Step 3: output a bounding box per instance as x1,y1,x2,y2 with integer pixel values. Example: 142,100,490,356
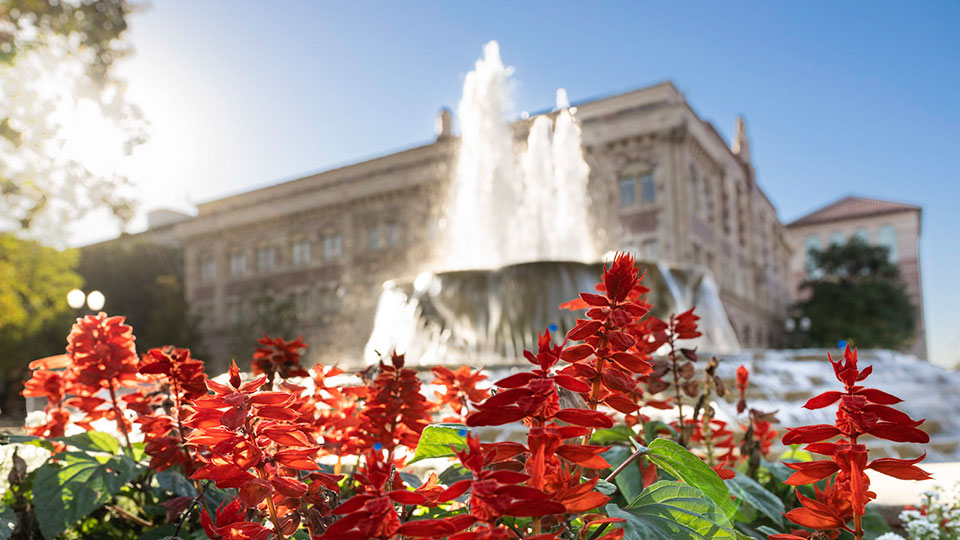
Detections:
365,41,740,367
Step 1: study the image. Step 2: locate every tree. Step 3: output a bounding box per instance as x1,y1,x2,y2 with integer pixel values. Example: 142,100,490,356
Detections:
0,233,81,419
77,236,203,355
1,0,145,239
796,237,915,350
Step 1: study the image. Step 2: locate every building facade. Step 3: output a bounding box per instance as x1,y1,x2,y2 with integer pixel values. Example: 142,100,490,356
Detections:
785,196,926,358
168,82,793,369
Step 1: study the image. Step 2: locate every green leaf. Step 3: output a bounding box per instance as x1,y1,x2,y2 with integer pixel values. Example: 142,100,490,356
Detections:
595,480,618,496
407,423,468,465
644,438,737,522
609,481,737,540
724,473,785,526
591,425,637,445
136,524,178,540
754,525,785,537
643,421,678,442
437,463,471,485
0,505,17,540
53,432,120,455
603,446,645,503
0,434,55,451
155,470,197,498
33,451,144,539
862,506,891,537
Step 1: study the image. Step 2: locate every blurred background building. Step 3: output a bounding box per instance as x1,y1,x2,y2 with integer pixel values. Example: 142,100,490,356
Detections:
83,82,800,369
785,196,925,357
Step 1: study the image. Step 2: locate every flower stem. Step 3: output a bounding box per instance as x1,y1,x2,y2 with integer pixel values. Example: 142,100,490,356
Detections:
107,384,133,452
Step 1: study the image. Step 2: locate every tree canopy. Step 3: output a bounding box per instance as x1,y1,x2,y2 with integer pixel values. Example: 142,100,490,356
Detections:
1,0,144,239
797,237,916,350
0,233,81,416
77,236,201,354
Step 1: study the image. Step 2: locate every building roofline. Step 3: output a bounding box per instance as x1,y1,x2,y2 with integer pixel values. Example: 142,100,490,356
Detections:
786,195,922,228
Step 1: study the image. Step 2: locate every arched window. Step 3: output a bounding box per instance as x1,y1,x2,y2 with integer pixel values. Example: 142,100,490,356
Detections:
854,228,870,244
804,235,822,275
829,231,845,246
877,225,897,262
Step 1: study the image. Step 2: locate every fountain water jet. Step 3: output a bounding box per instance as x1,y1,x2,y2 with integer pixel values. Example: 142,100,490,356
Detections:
442,43,597,269
367,41,740,366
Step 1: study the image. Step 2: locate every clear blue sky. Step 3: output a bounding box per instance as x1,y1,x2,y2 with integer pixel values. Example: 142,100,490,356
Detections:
103,1,960,365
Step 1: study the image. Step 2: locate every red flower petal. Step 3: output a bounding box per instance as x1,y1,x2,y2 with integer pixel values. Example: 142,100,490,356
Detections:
782,424,841,445
783,460,840,485
555,374,592,393
561,344,594,362
555,408,614,428
869,422,930,443
388,490,428,505
802,391,843,410
868,453,932,480
466,407,525,427
858,388,902,405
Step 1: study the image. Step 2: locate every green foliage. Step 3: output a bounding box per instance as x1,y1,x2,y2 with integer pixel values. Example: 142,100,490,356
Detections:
607,481,737,540
644,438,737,521
798,237,915,349
0,505,16,540
0,234,80,415
54,432,121,456
78,239,202,354
603,446,646,503
33,451,145,539
407,423,468,464
0,0,133,75
724,473,785,527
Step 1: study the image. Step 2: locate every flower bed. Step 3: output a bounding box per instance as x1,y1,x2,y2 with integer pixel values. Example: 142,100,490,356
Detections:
0,253,934,540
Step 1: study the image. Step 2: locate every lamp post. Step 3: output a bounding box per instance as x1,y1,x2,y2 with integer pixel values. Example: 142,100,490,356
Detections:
784,316,811,349
67,288,106,313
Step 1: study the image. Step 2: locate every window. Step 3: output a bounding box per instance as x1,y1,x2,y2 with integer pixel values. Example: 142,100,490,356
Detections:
292,240,311,266
877,225,897,262
703,176,714,222
385,224,401,248
366,227,381,251
854,228,870,243
641,238,659,260
829,231,845,245
200,258,216,282
804,235,822,276
257,247,276,272
688,167,700,216
323,234,342,260
229,252,247,276
618,177,635,207
640,174,656,204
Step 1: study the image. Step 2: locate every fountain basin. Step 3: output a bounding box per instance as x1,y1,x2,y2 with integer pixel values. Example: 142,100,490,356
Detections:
364,260,740,367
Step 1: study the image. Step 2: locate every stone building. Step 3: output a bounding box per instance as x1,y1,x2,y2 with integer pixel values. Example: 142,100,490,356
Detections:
167,81,793,369
785,196,926,358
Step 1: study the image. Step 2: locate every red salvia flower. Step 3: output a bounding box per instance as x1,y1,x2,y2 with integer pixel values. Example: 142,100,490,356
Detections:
776,346,930,539
358,352,432,457
186,360,323,540
21,354,72,440
439,434,566,524
64,313,140,448
252,335,309,385
466,329,614,430
736,365,749,414
135,346,208,472
431,365,490,421
201,497,273,540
